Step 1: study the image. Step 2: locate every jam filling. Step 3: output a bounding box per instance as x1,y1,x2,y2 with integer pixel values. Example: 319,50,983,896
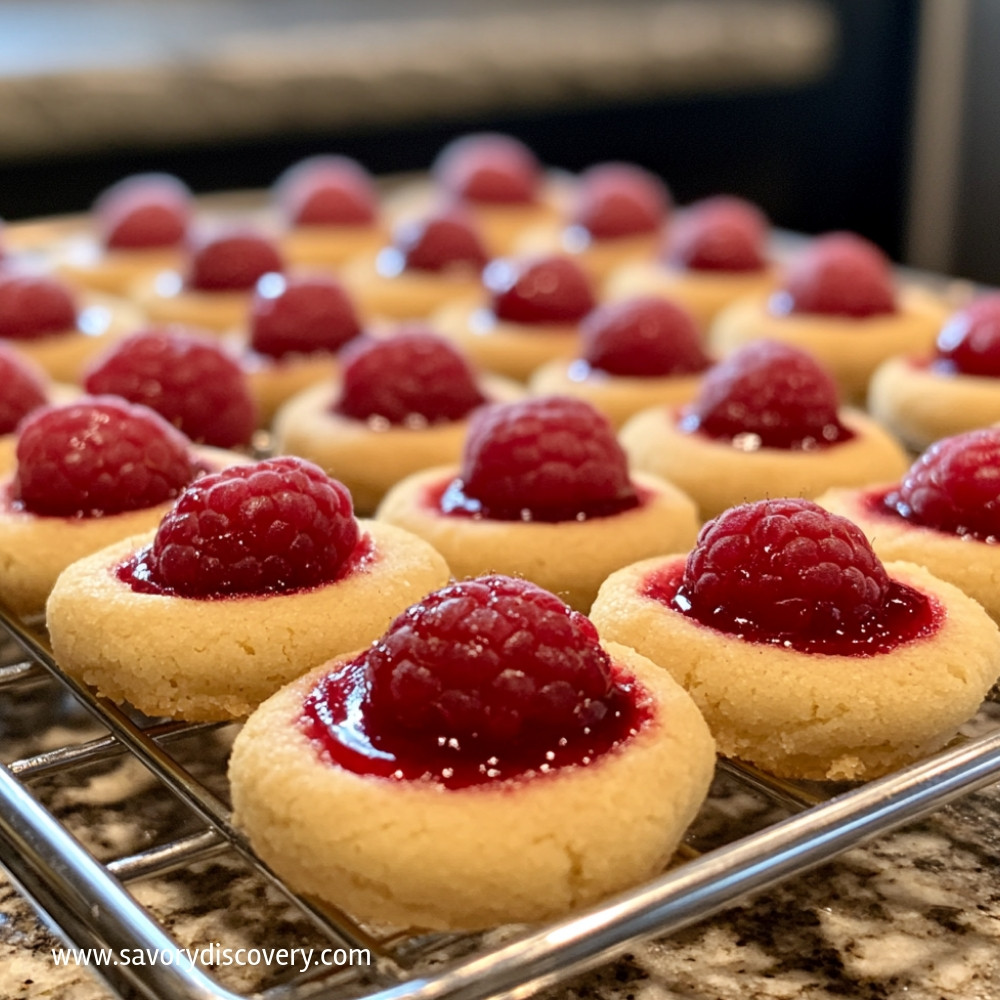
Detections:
868,486,1000,544
427,477,645,524
677,411,855,452
116,532,376,599
299,657,650,789
643,561,942,656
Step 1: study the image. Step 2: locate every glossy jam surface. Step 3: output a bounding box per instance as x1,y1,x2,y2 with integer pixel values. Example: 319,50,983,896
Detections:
117,531,375,600
644,561,942,656
679,413,855,452
299,655,649,789
429,476,645,523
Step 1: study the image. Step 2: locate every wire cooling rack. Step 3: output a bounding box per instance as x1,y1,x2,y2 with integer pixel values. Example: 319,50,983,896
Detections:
2,599,1000,1000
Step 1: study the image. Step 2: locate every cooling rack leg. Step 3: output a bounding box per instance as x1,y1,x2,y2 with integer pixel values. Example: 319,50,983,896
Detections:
0,760,241,1000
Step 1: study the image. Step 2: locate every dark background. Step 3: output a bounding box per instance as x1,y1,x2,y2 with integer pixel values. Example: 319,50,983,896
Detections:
0,1,920,259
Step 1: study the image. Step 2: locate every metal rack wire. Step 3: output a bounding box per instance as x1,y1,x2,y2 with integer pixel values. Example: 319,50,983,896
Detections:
2,599,1000,1000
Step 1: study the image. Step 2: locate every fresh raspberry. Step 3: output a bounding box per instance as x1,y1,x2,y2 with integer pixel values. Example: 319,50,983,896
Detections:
333,329,486,425
143,456,358,597
774,232,896,318
94,173,192,250
890,429,1000,538
186,229,283,292
681,340,847,449
0,344,48,434
680,498,890,637
456,396,636,517
365,574,617,747
433,132,541,204
580,296,709,377
484,255,595,324
933,295,1000,377
274,155,378,227
572,162,670,239
83,328,257,448
667,195,768,272
0,273,78,341
389,208,489,273
249,274,361,359
13,397,197,517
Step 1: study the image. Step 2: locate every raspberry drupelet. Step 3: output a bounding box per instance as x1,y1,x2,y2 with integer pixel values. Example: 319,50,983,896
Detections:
377,395,699,611
620,339,909,520
817,428,1000,623
591,496,1000,781
46,454,450,721
228,571,715,930
84,327,258,449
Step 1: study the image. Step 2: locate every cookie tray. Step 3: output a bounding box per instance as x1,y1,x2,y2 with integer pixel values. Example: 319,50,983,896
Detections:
2,595,1000,1000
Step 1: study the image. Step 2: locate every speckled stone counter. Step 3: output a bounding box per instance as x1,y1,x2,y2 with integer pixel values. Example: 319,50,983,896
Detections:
2,669,998,1000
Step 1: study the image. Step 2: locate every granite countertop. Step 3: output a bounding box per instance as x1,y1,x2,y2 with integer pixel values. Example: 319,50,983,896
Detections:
2,662,999,1000
0,0,834,158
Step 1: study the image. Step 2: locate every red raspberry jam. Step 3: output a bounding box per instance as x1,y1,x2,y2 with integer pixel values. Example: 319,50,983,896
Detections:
643,498,942,655
643,561,939,656
428,476,648,524
117,533,374,600
299,575,651,788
